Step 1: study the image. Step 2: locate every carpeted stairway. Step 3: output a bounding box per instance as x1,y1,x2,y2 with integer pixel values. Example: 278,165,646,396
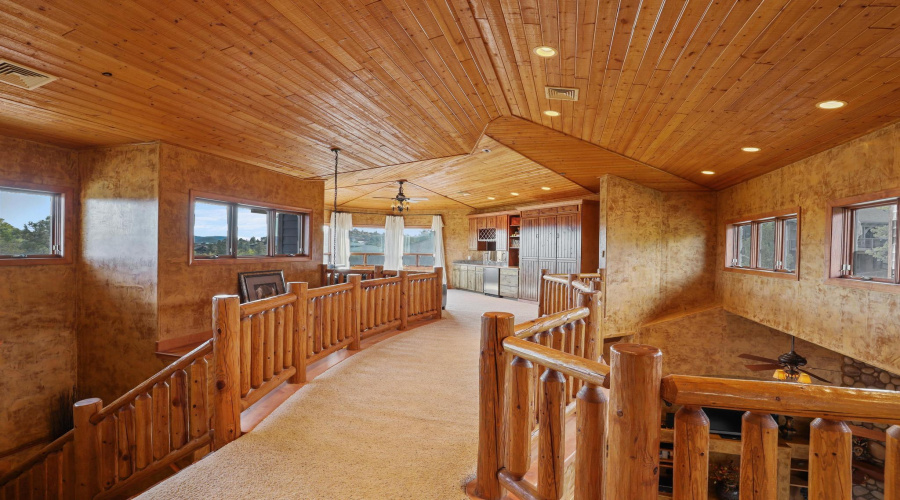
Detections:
139,290,537,500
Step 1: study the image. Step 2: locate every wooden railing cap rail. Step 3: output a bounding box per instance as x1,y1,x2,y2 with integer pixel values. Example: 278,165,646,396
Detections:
307,281,354,298
662,374,900,425
514,307,589,339
409,272,438,280
239,292,298,317
92,339,213,424
503,336,609,386
360,276,402,287
0,430,73,486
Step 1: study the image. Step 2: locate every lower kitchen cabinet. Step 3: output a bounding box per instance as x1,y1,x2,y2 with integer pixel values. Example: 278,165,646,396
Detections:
475,267,484,293
500,268,518,298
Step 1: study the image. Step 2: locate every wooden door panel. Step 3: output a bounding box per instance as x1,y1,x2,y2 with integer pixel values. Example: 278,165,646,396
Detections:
539,216,557,260
520,217,540,258
555,259,579,275
496,215,508,251
468,219,478,250
556,213,579,260
519,258,540,301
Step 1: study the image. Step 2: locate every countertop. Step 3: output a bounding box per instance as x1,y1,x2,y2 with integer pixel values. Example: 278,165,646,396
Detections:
452,261,518,269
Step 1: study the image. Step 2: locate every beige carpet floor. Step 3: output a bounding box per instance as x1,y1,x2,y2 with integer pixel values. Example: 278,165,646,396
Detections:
140,290,537,500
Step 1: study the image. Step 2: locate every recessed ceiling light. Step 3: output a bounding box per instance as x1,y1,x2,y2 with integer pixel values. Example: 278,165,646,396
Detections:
741,147,760,153
544,110,561,117
701,171,715,175
816,100,847,110
533,46,557,58
511,192,519,196
458,191,471,196
101,72,113,77
487,196,496,200
541,186,551,190
482,148,491,153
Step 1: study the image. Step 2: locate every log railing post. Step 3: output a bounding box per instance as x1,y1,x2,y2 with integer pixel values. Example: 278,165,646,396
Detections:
506,355,533,480
577,289,602,362
74,398,102,500
606,344,662,500
375,265,384,279
434,267,444,315
887,426,899,500
212,294,242,450
399,270,409,330
740,412,778,500
673,406,710,500
349,274,362,350
474,312,515,500
575,383,607,500
288,282,308,384
567,273,577,309
319,263,327,286
808,419,852,499
537,268,549,316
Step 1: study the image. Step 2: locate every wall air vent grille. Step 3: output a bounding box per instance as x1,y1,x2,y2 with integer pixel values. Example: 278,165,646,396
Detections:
0,60,58,90
545,86,579,101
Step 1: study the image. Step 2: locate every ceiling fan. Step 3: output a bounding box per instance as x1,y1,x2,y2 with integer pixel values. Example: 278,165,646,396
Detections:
738,336,830,383
372,180,428,213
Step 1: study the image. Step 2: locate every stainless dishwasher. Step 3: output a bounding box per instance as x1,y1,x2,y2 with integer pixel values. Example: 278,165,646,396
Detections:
483,267,500,297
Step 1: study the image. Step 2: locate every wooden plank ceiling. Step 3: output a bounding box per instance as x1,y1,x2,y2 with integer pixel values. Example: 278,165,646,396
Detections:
0,0,898,202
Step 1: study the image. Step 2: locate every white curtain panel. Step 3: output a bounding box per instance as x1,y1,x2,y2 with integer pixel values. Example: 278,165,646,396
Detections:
431,215,446,283
330,212,353,268
384,215,405,271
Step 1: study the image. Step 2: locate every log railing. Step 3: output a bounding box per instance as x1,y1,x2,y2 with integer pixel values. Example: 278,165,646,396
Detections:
475,304,612,500
475,303,900,500
0,430,75,499
321,264,386,284
1,269,443,499
661,375,900,500
537,270,604,319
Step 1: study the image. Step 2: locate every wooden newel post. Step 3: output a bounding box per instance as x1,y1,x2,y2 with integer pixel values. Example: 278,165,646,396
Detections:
434,267,443,316
399,270,410,330
212,294,242,450
375,265,384,279
288,283,308,384
606,344,662,500
474,312,514,500
348,274,362,350
567,273,577,309
673,406,710,499
887,426,899,500
537,268,549,316
74,398,102,500
319,263,327,286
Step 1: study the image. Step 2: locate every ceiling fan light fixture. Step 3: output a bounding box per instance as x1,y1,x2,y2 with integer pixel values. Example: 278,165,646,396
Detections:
533,46,557,57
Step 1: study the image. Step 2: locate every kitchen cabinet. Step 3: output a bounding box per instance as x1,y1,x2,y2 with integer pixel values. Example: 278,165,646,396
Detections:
475,267,484,293
518,200,599,301
467,267,476,291
495,215,508,251
500,268,518,298
468,219,478,251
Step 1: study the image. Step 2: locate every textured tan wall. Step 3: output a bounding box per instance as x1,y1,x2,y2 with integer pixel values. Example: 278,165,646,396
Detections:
637,307,842,384
717,122,900,374
600,175,718,336
78,144,164,403
0,137,79,457
157,144,325,342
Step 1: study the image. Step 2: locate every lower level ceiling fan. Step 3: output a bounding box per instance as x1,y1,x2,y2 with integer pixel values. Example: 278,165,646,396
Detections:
738,336,830,383
372,180,429,213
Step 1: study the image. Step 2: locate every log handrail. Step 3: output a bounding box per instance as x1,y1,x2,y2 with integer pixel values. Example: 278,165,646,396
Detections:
307,281,354,298
360,276,401,288
502,337,608,386
92,339,213,424
661,374,900,424
0,430,73,486
513,307,589,339
239,292,298,317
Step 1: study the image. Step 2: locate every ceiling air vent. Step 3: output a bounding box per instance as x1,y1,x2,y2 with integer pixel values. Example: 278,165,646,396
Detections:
545,86,579,101
0,60,58,90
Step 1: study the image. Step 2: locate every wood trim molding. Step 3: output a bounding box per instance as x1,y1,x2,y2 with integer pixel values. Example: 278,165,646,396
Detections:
723,267,799,281
723,206,800,226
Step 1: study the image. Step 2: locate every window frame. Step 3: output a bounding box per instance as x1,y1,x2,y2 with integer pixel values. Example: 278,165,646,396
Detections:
189,190,312,265
826,189,900,292
724,207,800,280
0,181,73,267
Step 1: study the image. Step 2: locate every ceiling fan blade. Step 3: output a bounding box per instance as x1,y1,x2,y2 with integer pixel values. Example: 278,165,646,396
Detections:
738,353,781,364
371,197,399,199
408,198,429,202
798,368,832,383
744,363,782,371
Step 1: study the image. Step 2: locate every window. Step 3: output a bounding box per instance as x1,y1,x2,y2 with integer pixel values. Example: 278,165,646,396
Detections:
828,192,900,288
349,226,385,266
402,228,435,267
0,183,70,265
725,208,799,279
190,191,311,263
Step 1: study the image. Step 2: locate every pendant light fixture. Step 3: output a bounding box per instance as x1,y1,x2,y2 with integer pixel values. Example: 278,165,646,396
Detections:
330,147,340,269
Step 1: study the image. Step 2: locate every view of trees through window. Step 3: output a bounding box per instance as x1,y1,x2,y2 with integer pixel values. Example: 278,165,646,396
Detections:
757,220,776,270
729,212,798,274
335,226,435,267
851,204,897,279
192,197,308,259
0,188,56,256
